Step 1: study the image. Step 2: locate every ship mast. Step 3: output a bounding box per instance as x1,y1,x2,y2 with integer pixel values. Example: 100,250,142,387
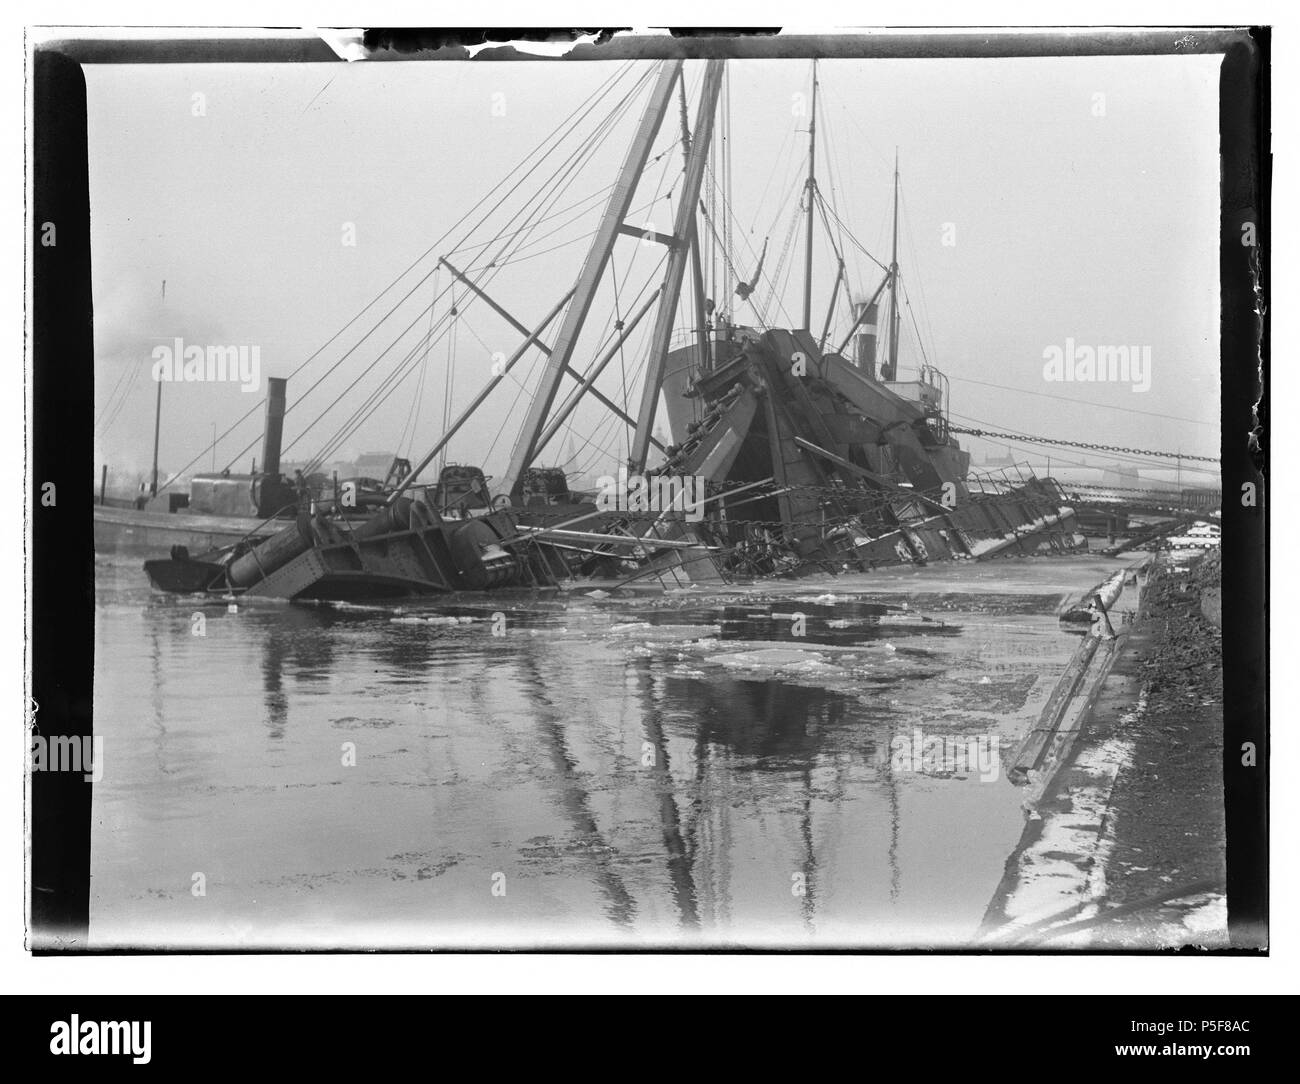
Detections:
497,60,697,499
150,278,165,497
629,61,726,472
885,150,900,380
490,59,725,493
801,61,818,331
679,80,711,373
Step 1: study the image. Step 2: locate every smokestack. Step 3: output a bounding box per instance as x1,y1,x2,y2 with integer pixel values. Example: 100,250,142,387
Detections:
882,308,901,381
854,300,879,377
261,377,286,478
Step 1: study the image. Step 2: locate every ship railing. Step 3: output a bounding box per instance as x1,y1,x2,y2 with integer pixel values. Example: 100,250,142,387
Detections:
668,327,696,351
918,363,951,420
967,460,1039,497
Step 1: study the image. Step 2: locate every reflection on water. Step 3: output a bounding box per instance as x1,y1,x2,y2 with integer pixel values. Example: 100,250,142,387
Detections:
90,553,1125,948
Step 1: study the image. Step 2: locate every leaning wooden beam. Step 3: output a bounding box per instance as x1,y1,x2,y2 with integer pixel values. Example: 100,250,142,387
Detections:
441,252,665,452
818,258,845,353
834,270,891,356
629,59,726,473
439,255,537,340
535,287,662,453
515,527,718,551
499,59,685,500
387,288,574,504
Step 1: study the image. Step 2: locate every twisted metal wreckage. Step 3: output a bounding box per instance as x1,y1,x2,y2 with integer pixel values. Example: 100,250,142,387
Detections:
144,58,1088,602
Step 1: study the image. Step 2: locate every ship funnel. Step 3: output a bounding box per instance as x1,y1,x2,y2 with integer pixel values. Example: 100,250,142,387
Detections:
881,307,901,381
853,301,879,378
261,377,287,477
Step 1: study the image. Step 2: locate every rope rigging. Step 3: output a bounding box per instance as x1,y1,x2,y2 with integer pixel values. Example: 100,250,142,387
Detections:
138,59,1221,533
395,270,439,459
290,64,669,476
172,61,650,491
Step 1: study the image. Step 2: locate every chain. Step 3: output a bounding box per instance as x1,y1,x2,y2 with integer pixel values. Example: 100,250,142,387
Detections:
496,475,1070,524
949,426,1219,464
1062,482,1222,500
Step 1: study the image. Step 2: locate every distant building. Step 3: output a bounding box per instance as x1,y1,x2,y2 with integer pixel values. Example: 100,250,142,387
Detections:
280,452,398,481
980,452,1016,467
353,452,397,477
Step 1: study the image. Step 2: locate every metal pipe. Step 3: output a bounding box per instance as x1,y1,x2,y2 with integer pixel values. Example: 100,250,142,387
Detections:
261,376,287,477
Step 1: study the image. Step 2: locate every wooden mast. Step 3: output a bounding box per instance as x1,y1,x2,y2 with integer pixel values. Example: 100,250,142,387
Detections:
801,61,818,331
149,278,164,497
679,79,711,375
885,151,901,380
496,60,684,501
628,59,726,473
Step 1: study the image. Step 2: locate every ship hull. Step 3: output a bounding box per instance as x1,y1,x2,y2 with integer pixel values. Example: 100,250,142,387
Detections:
95,505,267,555
651,328,1085,580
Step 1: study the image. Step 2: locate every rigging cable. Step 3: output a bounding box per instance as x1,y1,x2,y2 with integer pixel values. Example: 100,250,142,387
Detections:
440,311,457,473
396,269,440,458
900,183,941,367
946,374,1217,428
294,66,657,473
817,197,889,274
96,359,143,435
175,61,646,490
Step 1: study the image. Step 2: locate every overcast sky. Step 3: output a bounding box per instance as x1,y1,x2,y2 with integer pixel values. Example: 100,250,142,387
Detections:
86,52,1222,488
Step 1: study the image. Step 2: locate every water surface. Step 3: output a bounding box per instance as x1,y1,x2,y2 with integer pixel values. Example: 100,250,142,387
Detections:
91,553,1132,948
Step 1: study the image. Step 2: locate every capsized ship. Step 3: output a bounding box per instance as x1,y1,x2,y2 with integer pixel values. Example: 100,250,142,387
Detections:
143,57,1083,601
652,321,1081,579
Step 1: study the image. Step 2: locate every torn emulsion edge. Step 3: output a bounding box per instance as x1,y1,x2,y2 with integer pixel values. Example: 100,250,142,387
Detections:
355,28,635,60
1242,32,1267,475
312,29,368,63
346,28,817,62
1249,237,1264,466
311,27,620,62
